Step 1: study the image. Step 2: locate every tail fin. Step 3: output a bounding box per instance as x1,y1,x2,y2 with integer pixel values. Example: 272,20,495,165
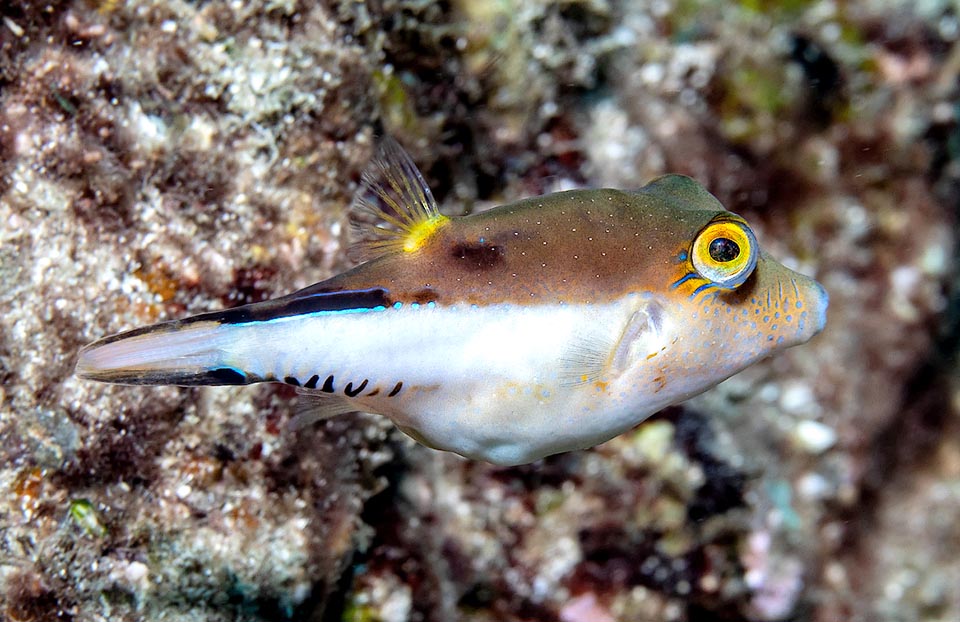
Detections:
75,320,252,386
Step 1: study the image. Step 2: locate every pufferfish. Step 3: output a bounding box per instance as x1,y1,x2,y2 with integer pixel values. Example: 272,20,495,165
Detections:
76,138,828,466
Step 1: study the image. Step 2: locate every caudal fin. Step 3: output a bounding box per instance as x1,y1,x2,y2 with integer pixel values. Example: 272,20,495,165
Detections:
76,319,251,386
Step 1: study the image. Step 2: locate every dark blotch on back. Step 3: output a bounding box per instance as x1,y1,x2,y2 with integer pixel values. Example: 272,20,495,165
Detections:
450,241,504,270
411,287,439,304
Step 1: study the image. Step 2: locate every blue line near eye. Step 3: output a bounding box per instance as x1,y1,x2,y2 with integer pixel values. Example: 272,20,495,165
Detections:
671,273,698,289
690,283,716,298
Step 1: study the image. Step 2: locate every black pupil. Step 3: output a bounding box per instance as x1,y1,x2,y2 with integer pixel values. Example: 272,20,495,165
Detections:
709,237,740,262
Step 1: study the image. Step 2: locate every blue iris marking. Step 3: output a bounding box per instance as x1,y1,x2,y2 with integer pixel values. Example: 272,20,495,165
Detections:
671,273,698,289
678,250,688,261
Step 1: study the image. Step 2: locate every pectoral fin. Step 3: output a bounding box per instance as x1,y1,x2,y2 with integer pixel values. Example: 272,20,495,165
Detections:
560,298,666,386
559,330,614,386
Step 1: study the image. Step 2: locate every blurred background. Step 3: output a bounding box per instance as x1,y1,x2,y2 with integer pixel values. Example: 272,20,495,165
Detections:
0,1,957,620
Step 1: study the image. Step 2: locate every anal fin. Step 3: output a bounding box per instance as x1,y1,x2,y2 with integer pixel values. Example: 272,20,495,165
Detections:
287,390,358,431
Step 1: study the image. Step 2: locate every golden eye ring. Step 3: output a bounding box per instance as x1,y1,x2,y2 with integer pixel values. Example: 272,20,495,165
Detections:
691,219,758,289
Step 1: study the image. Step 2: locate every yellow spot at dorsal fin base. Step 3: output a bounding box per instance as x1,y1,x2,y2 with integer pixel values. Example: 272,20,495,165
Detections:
402,213,449,253
348,137,450,261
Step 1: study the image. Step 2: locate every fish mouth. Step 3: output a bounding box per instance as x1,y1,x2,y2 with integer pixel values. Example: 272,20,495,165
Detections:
809,280,829,336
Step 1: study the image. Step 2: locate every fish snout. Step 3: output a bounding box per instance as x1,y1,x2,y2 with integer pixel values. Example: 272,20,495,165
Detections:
782,270,829,346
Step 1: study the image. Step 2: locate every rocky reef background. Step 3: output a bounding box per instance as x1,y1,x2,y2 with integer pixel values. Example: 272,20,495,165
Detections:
1,0,958,621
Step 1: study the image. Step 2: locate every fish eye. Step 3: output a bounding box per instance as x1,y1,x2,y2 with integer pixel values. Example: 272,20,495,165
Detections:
708,237,740,262
691,219,758,289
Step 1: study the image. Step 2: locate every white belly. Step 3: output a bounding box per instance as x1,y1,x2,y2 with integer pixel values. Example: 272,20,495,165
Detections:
223,297,678,465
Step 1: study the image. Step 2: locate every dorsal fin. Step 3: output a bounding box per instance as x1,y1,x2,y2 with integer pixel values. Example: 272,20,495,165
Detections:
637,174,727,213
348,137,449,262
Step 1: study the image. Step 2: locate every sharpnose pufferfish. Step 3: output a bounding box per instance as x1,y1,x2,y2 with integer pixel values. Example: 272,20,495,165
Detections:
77,138,828,465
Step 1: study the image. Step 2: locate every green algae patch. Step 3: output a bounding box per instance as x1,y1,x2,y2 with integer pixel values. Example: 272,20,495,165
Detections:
68,498,107,537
